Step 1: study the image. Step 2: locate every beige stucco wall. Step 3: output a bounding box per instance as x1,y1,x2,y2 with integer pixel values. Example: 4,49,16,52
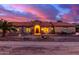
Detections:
55,27,76,33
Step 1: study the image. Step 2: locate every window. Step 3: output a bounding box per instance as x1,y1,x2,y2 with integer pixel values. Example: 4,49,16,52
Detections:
16,28,20,32
41,27,49,34
25,28,31,33
0,29,2,32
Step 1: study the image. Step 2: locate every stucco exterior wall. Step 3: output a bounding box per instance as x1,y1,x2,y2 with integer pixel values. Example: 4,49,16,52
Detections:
55,27,76,33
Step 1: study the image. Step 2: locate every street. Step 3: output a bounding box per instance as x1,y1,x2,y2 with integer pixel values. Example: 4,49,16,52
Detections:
0,41,78,54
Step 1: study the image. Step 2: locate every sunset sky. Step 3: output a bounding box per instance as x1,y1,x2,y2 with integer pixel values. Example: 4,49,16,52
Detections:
0,4,79,23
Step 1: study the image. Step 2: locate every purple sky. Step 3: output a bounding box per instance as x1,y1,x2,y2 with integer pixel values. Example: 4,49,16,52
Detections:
0,4,79,23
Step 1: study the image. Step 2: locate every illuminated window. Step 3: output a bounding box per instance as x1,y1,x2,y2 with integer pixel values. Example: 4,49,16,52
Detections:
0,29,2,32
51,28,53,30
16,28,20,32
41,27,49,34
25,28,31,32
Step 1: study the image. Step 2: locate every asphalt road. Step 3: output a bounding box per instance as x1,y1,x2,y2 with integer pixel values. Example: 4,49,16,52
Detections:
0,41,78,46
0,41,79,54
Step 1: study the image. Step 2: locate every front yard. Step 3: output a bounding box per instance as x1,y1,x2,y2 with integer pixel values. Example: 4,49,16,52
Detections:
0,34,79,42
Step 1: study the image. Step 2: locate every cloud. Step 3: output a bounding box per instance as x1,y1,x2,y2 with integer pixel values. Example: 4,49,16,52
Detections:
0,4,78,23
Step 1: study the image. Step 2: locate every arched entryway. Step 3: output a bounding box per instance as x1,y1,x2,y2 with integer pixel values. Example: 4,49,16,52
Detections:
34,25,41,35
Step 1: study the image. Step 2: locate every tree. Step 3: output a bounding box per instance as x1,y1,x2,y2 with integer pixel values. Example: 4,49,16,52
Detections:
0,19,17,37
76,25,79,32
50,22,55,34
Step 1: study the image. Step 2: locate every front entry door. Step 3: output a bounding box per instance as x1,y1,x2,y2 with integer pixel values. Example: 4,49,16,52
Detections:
34,25,41,35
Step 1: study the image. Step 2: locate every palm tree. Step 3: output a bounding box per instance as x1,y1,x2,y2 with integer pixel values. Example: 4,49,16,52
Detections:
0,19,17,37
